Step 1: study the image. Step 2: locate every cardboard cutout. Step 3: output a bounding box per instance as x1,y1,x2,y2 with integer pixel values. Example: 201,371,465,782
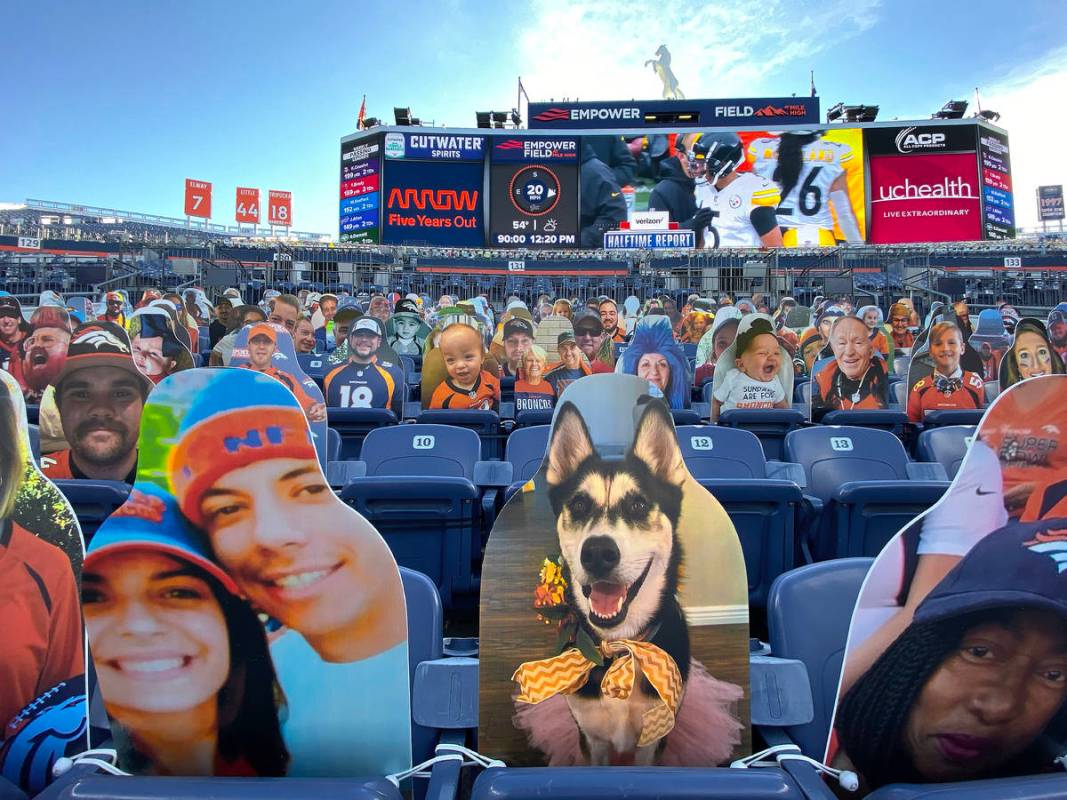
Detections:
421,314,501,412
826,375,1067,793
0,295,29,375
128,308,194,385
0,371,89,794
85,368,411,777
7,306,73,404
615,317,692,409
970,308,1012,382
494,314,538,380
811,315,890,419
1048,304,1067,366
534,316,575,366
384,310,431,357
905,318,986,423
912,308,983,376
710,314,793,421
479,374,749,766
998,317,1066,391
229,323,328,463
322,319,406,417
327,317,401,370
694,307,742,368
66,297,94,325
39,322,151,482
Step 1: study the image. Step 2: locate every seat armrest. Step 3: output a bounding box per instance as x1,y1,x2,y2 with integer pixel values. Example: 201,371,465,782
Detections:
413,658,479,729
750,655,814,727
474,461,513,488
906,461,948,482
766,461,807,488
327,460,366,488
834,480,949,504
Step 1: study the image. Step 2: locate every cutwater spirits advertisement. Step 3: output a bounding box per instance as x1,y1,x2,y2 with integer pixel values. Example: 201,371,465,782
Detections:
340,138,381,243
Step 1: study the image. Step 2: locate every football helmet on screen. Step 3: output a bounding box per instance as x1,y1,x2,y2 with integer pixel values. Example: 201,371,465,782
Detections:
689,132,745,183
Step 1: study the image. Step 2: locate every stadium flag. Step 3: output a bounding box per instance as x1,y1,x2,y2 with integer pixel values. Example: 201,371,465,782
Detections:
810,70,816,98
357,95,367,130
235,187,260,224
268,190,292,227
184,178,212,219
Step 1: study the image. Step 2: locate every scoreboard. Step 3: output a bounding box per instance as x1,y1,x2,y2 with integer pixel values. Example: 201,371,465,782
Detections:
488,137,579,248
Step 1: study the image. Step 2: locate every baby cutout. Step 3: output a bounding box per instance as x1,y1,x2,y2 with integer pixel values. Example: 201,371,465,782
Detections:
710,314,792,422
426,321,500,412
128,307,194,384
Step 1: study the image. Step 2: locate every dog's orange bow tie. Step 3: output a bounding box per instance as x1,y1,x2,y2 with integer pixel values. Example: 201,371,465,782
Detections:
512,639,682,747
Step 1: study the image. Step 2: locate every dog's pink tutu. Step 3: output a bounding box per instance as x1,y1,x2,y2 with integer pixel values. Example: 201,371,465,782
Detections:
512,658,744,765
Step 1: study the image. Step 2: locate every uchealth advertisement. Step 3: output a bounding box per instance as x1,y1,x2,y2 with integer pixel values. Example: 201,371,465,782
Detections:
739,128,867,246
867,152,982,243
381,159,484,246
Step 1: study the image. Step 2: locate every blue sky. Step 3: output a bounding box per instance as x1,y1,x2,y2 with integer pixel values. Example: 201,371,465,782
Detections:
2,0,1065,233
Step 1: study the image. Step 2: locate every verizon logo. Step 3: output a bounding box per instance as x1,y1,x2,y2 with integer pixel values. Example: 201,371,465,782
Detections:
387,188,479,210
873,177,976,203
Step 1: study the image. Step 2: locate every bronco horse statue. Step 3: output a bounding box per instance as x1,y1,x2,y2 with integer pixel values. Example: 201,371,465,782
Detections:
646,45,684,100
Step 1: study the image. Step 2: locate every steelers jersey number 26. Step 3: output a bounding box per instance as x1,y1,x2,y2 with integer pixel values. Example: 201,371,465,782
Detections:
778,165,824,220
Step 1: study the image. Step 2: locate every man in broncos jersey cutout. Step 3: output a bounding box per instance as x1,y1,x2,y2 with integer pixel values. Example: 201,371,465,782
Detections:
907,321,985,423
688,132,783,249
240,323,326,422
323,317,405,416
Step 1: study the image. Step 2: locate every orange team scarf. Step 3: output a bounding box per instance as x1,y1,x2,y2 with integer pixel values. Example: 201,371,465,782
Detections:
512,639,682,747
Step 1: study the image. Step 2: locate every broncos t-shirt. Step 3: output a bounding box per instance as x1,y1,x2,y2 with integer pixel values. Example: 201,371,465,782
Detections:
515,380,556,413
713,370,786,410
428,371,500,412
0,520,83,732
41,449,137,484
323,360,404,416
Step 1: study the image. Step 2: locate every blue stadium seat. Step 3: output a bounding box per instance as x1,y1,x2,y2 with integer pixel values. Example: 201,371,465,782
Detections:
325,426,341,464
340,425,483,606
820,409,909,436
784,426,948,560
33,775,402,800
470,765,820,800
916,425,975,480
27,424,40,461
514,408,554,428
676,426,801,606
717,408,806,462
416,409,504,461
52,480,131,541
767,558,872,758
504,425,549,487
296,353,329,389
865,774,1067,799
24,404,39,425
326,407,399,461
920,408,985,428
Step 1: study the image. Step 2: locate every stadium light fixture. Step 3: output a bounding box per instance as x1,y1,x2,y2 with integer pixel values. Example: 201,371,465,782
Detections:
510,108,522,127
362,117,380,128
976,108,1001,122
932,100,968,119
476,111,492,128
827,102,879,123
491,111,508,128
394,107,413,125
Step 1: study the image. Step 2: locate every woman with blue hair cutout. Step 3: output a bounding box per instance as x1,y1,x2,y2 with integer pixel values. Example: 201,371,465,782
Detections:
616,316,691,409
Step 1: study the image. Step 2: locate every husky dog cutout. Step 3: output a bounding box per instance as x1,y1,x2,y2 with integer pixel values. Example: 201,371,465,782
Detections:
480,373,749,767
535,400,689,763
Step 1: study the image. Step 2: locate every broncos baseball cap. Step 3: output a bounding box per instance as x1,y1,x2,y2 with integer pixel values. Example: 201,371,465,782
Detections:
557,331,577,347
350,317,383,337
56,321,150,393
503,317,535,339
248,322,277,342
915,518,1067,626
86,483,239,595
816,305,845,326
29,306,71,332
395,298,419,314
105,291,124,303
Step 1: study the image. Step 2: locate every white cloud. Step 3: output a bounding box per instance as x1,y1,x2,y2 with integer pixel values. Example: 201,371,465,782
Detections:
517,0,881,102
980,47,1067,230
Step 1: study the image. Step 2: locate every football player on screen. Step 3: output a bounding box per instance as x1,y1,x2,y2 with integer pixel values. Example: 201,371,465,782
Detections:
687,133,784,249
748,131,863,246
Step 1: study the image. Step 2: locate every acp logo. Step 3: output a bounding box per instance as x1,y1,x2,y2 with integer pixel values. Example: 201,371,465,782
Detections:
895,126,947,154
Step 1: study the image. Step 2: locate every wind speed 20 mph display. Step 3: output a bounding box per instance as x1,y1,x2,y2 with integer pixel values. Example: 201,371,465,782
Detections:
489,137,579,248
